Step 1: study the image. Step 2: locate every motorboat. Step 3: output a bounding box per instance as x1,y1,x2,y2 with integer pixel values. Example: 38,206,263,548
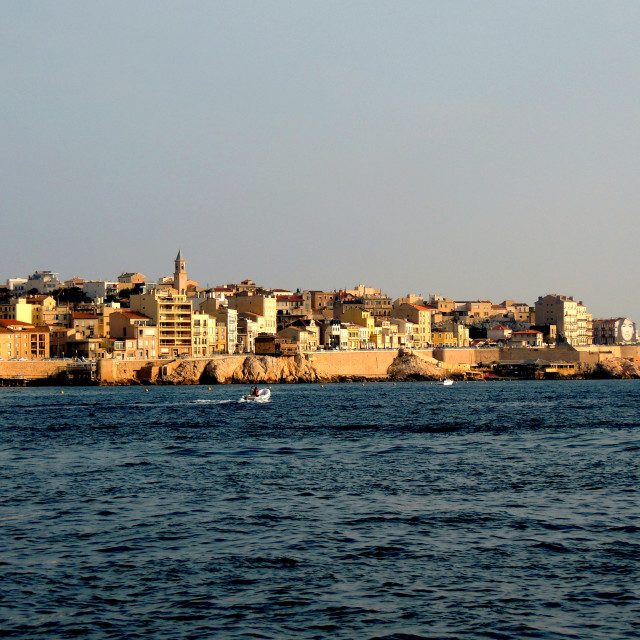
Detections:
441,378,454,386
241,388,271,402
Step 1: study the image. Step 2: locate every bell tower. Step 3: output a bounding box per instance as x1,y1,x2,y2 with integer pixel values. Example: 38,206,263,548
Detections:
174,249,187,295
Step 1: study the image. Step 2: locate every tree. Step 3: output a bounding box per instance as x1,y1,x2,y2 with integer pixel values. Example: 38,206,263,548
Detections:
52,287,90,304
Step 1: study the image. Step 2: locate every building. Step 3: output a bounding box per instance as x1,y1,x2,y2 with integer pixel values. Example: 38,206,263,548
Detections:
227,291,277,335
130,291,193,357
592,318,637,345
0,298,34,323
391,303,432,348
339,308,375,347
510,330,544,347
199,300,238,354
82,280,119,301
6,278,27,293
26,271,62,294
192,310,215,356
459,300,494,319
72,312,101,339
109,310,158,359
487,325,512,342
535,294,592,346
0,320,50,360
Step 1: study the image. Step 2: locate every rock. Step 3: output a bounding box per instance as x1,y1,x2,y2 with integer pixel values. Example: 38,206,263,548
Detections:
387,350,445,381
201,355,324,384
594,356,640,379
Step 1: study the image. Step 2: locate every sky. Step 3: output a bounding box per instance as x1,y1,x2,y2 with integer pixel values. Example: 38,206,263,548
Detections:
2,1,639,321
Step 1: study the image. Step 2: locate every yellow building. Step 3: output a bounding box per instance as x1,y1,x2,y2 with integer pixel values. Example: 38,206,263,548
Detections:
339,308,375,346
192,311,215,357
0,298,34,323
432,327,455,348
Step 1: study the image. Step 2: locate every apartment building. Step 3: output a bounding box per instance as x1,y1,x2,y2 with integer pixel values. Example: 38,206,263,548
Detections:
199,299,238,354
227,291,277,334
130,291,193,357
391,303,432,348
192,311,216,356
592,317,637,345
0,320,49,360
109,310,158,359
535,294,593,346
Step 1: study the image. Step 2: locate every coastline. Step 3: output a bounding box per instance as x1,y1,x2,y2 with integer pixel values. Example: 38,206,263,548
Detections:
2,346,640,386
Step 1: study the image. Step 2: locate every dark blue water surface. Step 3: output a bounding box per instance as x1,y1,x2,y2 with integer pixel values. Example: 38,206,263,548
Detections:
1,380,639,639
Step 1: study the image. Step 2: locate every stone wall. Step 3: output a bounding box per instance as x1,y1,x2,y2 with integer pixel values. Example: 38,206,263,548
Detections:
308,350,399,378
0,360,67,381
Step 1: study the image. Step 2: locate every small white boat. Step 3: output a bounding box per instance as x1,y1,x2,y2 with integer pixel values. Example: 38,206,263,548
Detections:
441,378,454,386
241,388,271,402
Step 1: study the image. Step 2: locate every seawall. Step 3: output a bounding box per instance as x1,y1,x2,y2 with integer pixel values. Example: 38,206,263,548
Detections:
2,344,640,385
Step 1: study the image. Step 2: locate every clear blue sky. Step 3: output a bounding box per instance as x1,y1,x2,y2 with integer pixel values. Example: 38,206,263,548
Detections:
2,1,639,321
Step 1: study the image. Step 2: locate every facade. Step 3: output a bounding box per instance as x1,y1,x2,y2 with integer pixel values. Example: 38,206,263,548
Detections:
361,294,393,319
191,311,215,356
199,302,238,354
487,325,512,342
227,291,277,334
339,308,375,345
0,320,50,360
309,290,336,313
592,317,637,345
391,303,432,348
0,298,34,323
432,325,455,348
109,311,158,359
73,312,101,339
130,291,193,357
6,278,27,293
535,294,593,346
26,271,62,294
276,294,305,327
389,318,415,348
460,300,493,319
118,272,146,287
510,330,544,347
82,280,119,300
427,295,455,314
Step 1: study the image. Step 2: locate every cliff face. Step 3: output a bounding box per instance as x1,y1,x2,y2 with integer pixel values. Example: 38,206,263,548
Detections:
157,351,444,385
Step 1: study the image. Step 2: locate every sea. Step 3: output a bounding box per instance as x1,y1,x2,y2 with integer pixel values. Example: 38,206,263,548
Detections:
1,380,639,640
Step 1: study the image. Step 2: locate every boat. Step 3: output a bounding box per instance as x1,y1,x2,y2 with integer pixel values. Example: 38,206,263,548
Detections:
241,388,271,402
441,378,454,386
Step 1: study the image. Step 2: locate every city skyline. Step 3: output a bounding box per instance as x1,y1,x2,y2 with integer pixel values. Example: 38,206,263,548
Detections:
2,2,639,322
3,255,633,327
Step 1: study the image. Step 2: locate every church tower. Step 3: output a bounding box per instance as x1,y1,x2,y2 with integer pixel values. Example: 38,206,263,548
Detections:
174,249,187,295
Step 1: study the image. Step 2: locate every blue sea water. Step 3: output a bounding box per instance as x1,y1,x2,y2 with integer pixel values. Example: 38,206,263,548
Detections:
0,380,639,640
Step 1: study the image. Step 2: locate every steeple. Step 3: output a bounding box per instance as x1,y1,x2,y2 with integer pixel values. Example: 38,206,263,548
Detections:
174,249,187,296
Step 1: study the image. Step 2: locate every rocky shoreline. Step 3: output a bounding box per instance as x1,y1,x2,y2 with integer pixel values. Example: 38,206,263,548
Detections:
109,351,640,385
156,351,445,385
